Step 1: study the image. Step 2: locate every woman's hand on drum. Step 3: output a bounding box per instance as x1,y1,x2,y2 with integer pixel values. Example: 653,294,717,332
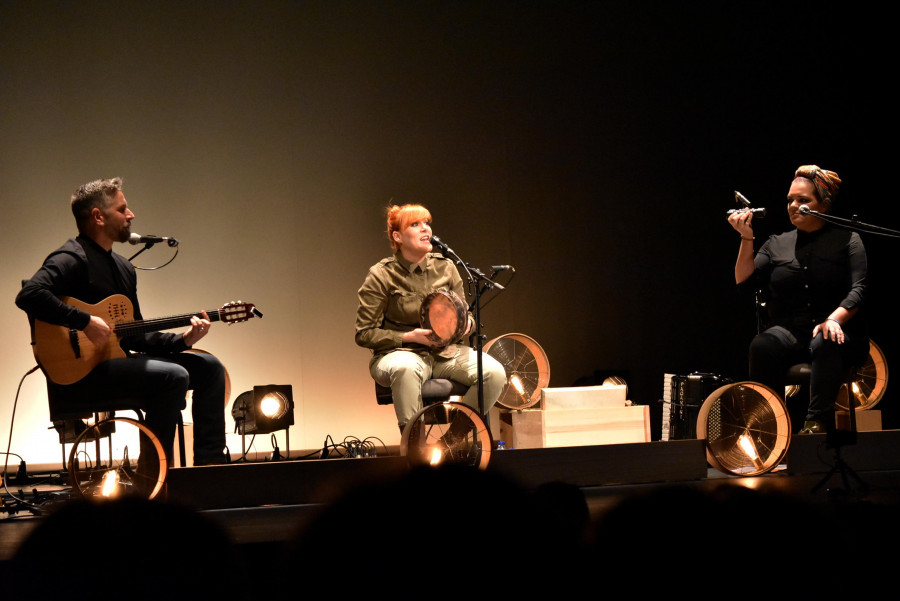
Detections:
403,328,437,347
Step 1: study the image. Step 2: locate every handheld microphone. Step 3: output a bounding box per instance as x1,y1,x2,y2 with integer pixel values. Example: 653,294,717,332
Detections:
429,235,454,256
727,207,766,218
129,233,179,247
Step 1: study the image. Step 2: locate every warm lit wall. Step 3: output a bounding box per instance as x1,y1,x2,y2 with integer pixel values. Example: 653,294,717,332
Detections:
2,2,896,467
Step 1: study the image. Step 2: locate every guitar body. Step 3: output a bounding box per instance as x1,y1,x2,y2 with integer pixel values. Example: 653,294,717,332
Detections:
31,294,260,386
33,295,132,385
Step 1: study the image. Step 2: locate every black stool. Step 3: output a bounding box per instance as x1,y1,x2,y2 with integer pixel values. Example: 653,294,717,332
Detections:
375,379,470,427
375,378,470,405
48,383,187,469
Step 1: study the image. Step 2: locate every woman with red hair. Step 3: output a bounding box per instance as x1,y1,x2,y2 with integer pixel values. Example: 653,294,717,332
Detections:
728,165,869,434
355,204,506,432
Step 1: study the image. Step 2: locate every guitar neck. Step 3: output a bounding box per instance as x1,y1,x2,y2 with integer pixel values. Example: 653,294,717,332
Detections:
113,309,223,338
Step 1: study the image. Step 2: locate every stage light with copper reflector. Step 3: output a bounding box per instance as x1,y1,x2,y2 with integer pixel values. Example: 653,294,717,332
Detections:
483,333,550,410
696,382,791,476
401,402,492,470
785,340,888,414
68,416,168,499
837,340,888,412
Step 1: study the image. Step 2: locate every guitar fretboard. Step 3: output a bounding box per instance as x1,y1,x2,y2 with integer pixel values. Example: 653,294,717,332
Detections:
112,304,253,337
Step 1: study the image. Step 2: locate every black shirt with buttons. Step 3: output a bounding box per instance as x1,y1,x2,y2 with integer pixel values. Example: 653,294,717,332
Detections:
752,225,867,337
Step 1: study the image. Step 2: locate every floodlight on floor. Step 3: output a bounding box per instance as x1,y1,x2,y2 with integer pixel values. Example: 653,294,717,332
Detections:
231,385,294,460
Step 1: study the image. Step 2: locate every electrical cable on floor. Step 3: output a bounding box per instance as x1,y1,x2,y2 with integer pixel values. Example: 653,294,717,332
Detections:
270,433,283,460
2,365,44,516
227,434,392,462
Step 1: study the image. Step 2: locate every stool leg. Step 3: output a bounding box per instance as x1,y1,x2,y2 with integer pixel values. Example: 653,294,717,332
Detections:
177,416,187,467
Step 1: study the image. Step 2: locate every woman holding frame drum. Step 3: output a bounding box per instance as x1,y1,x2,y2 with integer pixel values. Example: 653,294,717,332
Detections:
355,203,506,432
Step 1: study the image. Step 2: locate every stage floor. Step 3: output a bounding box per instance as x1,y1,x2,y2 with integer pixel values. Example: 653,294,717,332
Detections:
4,431,900,562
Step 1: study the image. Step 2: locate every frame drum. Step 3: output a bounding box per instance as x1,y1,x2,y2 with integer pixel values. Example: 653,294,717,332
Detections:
420,289,467,346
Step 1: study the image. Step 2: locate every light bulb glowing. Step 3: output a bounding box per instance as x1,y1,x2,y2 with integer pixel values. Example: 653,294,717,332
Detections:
851,382,867,407
737,433,764,470
428,446,444,466
259,394,284,418
100,469,119,497
509,374,525,395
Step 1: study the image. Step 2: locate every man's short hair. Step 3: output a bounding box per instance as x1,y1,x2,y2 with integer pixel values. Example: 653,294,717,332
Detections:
70,177,123,234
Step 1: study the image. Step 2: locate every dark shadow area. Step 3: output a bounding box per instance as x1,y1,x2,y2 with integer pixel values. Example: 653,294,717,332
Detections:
6,496,244,601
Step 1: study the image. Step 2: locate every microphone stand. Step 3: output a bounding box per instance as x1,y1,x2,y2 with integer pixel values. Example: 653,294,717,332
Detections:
127,240,180,269
799,206,900,238
799,206,898,499
437,246,506,419
127,240,157,262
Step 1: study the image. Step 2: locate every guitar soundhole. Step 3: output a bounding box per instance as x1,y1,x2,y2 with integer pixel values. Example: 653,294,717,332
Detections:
108,302,130,321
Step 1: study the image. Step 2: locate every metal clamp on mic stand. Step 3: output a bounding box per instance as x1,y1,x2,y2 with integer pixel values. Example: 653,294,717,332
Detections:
430,236,509,419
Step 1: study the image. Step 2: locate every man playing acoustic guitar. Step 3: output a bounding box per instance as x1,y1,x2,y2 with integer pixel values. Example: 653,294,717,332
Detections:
16,177,230,467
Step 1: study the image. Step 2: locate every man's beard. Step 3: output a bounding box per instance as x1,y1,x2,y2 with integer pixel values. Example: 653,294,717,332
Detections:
116,226,132,243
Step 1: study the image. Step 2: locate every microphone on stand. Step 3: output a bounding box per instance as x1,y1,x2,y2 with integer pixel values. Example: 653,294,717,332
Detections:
129,233,179,247
429,235,454,256
491,265,515,273
799,204,816,215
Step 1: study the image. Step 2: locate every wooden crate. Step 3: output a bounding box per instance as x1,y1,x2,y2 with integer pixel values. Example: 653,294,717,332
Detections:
541,384,627,410
836,409,882,432
498,405,651,450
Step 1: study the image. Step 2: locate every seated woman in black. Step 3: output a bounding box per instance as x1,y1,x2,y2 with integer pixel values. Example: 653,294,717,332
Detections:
727,165,868,433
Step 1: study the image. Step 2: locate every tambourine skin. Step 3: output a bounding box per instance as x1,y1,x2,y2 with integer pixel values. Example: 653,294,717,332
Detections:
420,289,467,346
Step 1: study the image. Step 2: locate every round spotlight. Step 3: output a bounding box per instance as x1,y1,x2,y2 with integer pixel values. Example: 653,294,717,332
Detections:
231,385,294,436
259,392,290,419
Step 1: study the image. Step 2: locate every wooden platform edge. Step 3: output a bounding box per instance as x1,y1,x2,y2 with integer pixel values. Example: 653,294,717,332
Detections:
165,439,709,510
786,429,900,475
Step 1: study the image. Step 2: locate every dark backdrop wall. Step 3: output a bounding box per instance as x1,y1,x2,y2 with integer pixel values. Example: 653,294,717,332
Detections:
2,0,896,463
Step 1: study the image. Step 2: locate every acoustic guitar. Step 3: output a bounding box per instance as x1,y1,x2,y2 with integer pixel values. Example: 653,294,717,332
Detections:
31,294,262,385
